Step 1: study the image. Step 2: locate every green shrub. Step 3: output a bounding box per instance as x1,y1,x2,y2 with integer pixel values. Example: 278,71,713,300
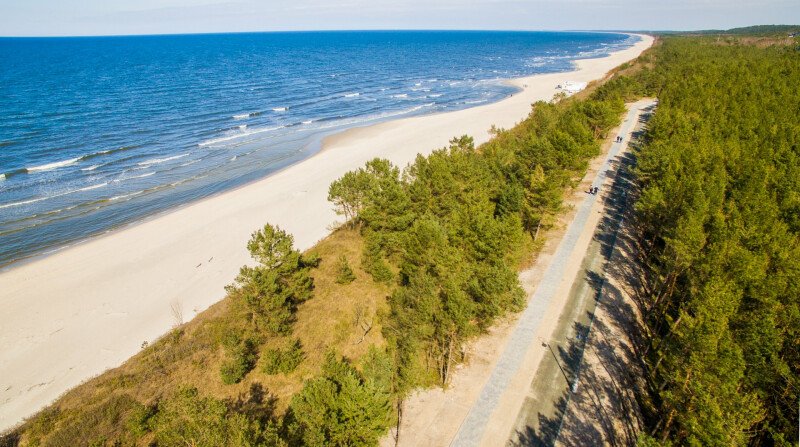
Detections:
361,238,393,283
126,402,157,437
334,255,356,284
286,352,391,446
152,387,261,447
226,224,317,336
220,333,257,385
262,339,304,375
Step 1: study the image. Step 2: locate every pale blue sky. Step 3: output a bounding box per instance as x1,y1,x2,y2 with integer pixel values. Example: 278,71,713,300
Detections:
1,0,798,37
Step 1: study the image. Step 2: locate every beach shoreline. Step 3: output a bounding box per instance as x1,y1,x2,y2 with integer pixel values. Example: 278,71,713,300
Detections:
0,34,653,432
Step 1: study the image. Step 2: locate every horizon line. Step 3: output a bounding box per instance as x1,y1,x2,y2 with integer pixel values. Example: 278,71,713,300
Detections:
0,28,660,39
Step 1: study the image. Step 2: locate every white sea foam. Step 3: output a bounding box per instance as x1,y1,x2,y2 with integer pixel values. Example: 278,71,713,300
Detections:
272,107,288,112
76,182,109,192
180,159,201,167
343,92,360,98
0,174,5,181
138,153,189,167
310,103,436,132
233,111,261,120
0,182,108,209
125,172,155,180
81,164,100,171
198,125,285,147
109,190,144,201
27,157,80,173
392,94,408,99
0,197,48,210
302,120,314,125
427,94,443,98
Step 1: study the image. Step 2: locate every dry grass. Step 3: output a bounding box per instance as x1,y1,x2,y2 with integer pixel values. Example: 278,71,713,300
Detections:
294,227,390,370
12,226,390,445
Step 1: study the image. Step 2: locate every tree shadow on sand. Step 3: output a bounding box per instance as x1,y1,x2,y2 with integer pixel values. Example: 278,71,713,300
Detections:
509,107,656,447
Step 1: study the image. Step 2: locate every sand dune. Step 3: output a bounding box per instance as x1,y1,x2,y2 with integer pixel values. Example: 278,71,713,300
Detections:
0,34,653,432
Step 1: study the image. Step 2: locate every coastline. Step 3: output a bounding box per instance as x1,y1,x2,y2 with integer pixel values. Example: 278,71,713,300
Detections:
0,34,653,432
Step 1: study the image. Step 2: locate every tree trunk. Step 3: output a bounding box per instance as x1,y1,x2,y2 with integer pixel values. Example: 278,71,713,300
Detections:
394,397,404,447
533,220,542,241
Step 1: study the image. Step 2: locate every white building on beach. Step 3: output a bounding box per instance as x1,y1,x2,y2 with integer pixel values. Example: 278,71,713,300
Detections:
558,81,588,94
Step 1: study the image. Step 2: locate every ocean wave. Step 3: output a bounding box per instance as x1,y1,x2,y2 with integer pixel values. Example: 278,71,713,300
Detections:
198,125,286,147
309,103,436,132
79,145,139,162
109,190,144,201
0,146,140,178
0,182,108,210
27,157,81,173
343,92,360,98
0,174,5,181
272,107,288,112
232,111,261,120
123,172,155,181
0,196,49,210
302,120,314,125
1,168,27,179
137,153,189,167
180,159,201,167
76,182,109,192
427,94,443,98
392,94,408,98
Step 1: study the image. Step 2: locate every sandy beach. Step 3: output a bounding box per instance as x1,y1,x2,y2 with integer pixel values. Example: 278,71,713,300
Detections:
0,34,652,432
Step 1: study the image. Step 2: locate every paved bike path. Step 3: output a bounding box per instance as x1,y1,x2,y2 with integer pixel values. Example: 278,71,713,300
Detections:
450,100,654,446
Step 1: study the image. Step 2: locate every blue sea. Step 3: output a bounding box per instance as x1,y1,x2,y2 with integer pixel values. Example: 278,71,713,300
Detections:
0,31,636,266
